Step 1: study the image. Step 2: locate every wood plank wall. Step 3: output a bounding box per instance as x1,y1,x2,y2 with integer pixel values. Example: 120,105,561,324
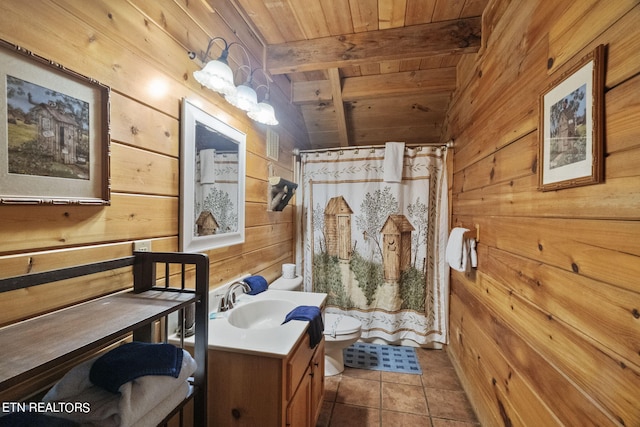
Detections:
442,0,640,425
0,0,308,327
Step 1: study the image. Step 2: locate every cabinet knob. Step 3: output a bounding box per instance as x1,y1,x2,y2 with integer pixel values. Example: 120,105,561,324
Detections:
231,408,241,419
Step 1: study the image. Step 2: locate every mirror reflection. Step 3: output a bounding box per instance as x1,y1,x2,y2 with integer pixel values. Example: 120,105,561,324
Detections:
195,122,239,236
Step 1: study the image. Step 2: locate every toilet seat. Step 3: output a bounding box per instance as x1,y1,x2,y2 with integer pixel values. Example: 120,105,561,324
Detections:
323,314,363,376
324,313,361,337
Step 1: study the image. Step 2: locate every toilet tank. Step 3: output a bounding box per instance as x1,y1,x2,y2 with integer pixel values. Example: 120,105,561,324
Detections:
270,275,303,291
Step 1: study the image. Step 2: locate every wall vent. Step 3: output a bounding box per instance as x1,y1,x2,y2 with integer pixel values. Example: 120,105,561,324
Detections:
266,128,279,161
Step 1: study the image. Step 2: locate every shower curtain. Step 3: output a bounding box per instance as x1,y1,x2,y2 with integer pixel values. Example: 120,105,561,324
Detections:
299,145,449,345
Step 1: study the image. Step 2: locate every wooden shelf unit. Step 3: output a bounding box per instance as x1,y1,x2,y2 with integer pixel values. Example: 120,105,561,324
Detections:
0,251,209,426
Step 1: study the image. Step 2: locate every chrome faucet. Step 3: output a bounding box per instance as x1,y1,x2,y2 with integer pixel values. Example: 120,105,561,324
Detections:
218,281,251,312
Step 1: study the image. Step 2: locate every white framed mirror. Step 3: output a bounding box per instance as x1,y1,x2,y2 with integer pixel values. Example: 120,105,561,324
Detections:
180,98,245,252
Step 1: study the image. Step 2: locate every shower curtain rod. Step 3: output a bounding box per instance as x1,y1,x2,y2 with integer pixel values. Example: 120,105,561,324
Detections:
293,140,454,156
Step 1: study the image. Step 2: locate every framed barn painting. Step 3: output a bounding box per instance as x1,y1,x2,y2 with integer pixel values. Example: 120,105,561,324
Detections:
538,44,605,191
0,38,110,205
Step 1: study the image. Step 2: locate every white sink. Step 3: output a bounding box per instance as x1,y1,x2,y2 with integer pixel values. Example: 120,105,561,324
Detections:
227,299,297,330
169,289,327,358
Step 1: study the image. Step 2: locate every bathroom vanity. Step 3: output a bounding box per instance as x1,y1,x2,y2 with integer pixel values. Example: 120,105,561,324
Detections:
175,289,327,427
209,331,325,427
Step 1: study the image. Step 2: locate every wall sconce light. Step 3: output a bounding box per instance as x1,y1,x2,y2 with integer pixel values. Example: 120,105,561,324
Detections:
189,37,237,97
225,65,259,113
248,69,279,126
190,38,279,126
248,93,278,126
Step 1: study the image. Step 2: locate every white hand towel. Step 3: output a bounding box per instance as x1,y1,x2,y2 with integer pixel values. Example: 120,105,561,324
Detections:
469,238,478,268
199,148,216,184
383,142,405,182
131,382,190,427
446,227,469,272
43,349,196,427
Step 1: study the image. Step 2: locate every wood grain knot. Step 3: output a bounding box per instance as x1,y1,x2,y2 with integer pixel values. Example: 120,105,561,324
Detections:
547,57,554,69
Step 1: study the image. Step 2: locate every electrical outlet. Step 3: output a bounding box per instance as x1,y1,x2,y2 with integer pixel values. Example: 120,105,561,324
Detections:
133,240,152,253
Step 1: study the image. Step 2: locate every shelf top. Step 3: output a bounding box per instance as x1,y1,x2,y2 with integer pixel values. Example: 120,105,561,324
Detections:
0,290,195,390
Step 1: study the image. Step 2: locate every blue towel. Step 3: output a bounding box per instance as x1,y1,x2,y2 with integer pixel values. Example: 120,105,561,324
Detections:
282,306,324,348
89,342,183,393
244,275,268,295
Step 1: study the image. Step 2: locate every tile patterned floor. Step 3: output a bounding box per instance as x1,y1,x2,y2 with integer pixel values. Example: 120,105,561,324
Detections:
317,347,480,427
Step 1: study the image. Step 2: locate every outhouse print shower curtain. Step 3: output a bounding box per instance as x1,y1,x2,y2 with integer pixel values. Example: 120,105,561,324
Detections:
300,146,449,345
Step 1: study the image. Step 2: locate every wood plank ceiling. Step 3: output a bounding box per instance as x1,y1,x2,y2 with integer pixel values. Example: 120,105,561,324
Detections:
225,0,488,149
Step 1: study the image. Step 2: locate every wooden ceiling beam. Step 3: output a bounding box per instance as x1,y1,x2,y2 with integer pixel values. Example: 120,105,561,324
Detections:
328,68,350,146
292,67,457,104
344,67,457,99
292,80,333,104
266,17,481,74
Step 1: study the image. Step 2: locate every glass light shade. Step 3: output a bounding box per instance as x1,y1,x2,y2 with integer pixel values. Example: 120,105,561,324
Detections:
248,101,279,125
193,60,236,97
225,83,258,112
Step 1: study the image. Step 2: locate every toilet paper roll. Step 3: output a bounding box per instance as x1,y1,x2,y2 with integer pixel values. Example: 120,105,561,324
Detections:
282,263,296,279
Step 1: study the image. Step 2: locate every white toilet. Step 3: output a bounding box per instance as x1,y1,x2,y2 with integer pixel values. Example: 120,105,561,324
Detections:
268,270,363,376
323,313,362,376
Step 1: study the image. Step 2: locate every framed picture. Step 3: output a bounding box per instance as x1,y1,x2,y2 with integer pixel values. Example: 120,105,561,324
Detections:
0,38,110,205
539,44,605,191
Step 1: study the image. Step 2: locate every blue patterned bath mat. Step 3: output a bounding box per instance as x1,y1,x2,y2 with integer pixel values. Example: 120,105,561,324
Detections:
343,342,422,374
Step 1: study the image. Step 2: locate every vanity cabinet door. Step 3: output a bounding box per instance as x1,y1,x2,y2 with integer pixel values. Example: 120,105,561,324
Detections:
208,350,281,427
286,366,312,427
287,333,314,400
310,339,325,424
285,335,325,427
